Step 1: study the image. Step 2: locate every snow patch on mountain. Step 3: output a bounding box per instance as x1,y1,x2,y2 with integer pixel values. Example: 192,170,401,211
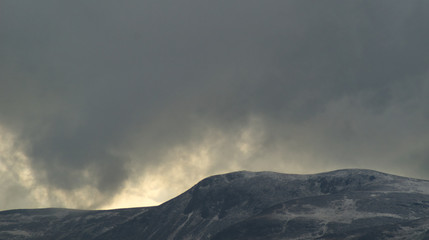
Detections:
272,196,403,224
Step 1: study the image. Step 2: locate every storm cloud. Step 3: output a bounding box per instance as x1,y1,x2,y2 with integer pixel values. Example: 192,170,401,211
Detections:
1,0,429,210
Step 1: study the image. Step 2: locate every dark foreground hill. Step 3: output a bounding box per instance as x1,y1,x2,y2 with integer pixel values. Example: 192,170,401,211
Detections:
1,169,429,240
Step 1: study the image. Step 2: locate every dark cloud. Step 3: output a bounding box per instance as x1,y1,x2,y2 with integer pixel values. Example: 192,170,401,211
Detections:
1,0,429,209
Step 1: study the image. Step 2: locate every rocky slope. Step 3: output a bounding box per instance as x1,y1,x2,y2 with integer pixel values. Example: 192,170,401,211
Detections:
1,169,429,240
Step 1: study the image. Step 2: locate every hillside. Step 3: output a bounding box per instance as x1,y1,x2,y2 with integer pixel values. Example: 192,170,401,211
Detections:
1,169,429,240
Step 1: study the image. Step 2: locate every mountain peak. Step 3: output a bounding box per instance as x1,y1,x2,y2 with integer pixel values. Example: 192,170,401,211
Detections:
1,169,429,240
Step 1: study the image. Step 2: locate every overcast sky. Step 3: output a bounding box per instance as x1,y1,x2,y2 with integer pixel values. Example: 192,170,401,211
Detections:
1,0,429,210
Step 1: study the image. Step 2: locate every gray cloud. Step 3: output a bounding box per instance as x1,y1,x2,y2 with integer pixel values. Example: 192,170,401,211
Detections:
1,0,429,209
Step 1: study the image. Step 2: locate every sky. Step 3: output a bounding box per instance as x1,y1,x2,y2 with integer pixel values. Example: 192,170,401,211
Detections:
1,0,429,211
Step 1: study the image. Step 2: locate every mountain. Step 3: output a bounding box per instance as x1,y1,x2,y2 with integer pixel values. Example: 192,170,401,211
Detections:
1,169,429,240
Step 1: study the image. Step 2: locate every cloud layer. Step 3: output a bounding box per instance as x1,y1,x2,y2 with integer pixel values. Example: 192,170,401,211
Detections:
1,1,429,210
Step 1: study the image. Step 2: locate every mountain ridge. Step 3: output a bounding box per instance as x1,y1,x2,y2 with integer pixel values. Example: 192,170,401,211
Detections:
1,169,429,240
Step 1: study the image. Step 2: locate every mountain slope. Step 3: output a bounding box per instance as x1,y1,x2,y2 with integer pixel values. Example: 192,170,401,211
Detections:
0,207,150,240
1,169,429,240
